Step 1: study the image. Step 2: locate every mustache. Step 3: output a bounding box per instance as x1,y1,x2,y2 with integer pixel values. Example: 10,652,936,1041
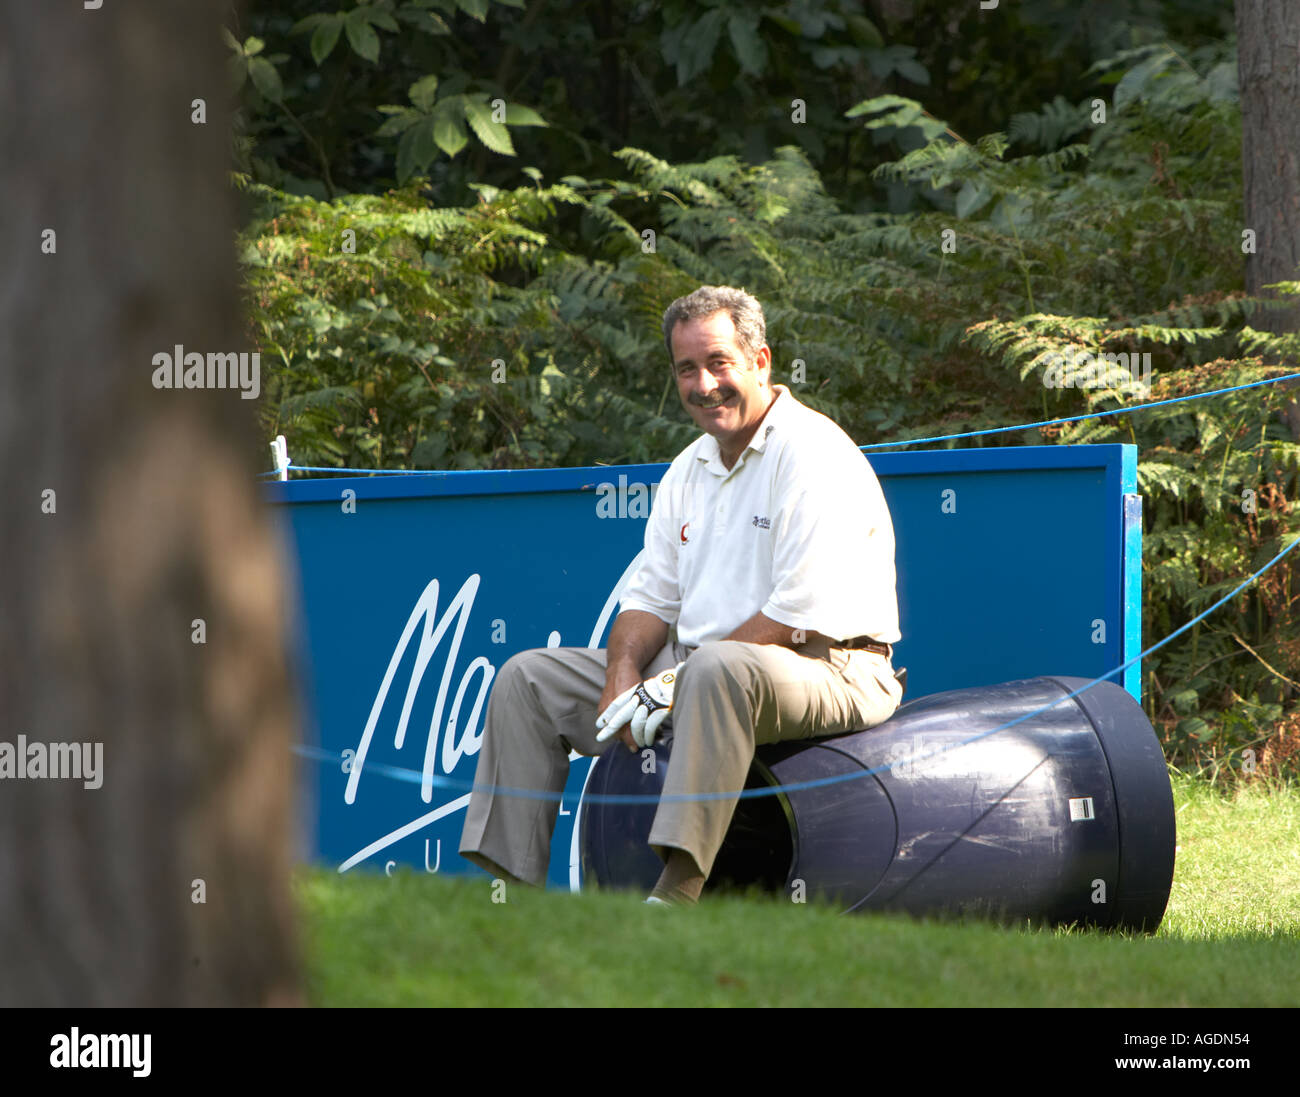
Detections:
690,390,734,408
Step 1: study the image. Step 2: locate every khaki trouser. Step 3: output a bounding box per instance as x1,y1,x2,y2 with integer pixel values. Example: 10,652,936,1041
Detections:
458,637,903,887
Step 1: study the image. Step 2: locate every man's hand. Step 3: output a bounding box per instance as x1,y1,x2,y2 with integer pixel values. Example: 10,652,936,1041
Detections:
595,662,644,752
596,664,684,749
598,611,672,751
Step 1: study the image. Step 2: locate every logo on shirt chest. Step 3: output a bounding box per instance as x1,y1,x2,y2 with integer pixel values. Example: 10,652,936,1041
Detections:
752,515,771,529
679,522,690,545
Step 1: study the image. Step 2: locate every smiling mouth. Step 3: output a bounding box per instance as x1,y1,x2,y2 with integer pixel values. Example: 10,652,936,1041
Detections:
692,393,734,409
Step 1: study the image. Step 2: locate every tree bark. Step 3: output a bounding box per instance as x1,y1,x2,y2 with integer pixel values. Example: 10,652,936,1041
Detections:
1238,0,1300,320
0,2,300,1005
1237,0,1300,434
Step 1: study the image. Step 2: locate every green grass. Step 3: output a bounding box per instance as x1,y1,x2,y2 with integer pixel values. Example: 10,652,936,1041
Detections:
297,772,1300,1006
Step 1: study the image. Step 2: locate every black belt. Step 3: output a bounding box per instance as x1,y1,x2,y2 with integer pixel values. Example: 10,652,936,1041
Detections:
837,635,892,657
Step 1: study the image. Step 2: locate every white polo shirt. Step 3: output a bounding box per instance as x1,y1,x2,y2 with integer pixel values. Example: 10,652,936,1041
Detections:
618,384,901,648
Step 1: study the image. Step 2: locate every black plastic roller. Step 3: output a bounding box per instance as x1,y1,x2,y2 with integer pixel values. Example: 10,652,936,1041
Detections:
579,676,1176,932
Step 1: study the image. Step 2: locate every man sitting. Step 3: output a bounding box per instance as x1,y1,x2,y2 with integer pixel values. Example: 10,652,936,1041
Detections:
459,284,902,904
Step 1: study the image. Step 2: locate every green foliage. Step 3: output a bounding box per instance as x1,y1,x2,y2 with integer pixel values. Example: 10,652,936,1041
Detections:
230,0,1241,215
234,0,914,204
240,174,695,470
377,74,548,181
224,29,286,102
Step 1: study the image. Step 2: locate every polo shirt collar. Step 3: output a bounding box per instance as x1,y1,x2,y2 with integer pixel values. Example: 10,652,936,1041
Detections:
695,384,794,473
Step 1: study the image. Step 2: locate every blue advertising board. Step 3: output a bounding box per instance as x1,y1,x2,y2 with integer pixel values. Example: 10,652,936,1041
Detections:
265,443,1140,889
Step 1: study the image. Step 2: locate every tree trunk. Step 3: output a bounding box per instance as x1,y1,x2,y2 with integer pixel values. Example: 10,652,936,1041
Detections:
1238,0,1300,314
1236,0,1300,435
0,3,300,1006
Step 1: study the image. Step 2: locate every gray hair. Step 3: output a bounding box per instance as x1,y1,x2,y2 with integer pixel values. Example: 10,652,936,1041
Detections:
661,285,766,365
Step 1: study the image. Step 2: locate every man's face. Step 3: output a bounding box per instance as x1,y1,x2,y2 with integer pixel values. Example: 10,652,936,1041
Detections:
669,311,773,456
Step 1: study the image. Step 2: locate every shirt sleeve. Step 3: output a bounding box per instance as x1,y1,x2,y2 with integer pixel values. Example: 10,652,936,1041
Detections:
760,439,896,641
616,467,682,625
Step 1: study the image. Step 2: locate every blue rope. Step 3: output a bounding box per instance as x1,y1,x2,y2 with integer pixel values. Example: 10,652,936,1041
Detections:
295,531,1300,806
860,369,1300,449
256,369,1300,477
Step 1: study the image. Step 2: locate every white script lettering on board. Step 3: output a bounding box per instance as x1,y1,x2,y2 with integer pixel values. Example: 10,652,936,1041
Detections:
338,553,647,872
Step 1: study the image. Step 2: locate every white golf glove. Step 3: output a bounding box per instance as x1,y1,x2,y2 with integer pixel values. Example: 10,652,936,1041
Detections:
595,663,684,748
